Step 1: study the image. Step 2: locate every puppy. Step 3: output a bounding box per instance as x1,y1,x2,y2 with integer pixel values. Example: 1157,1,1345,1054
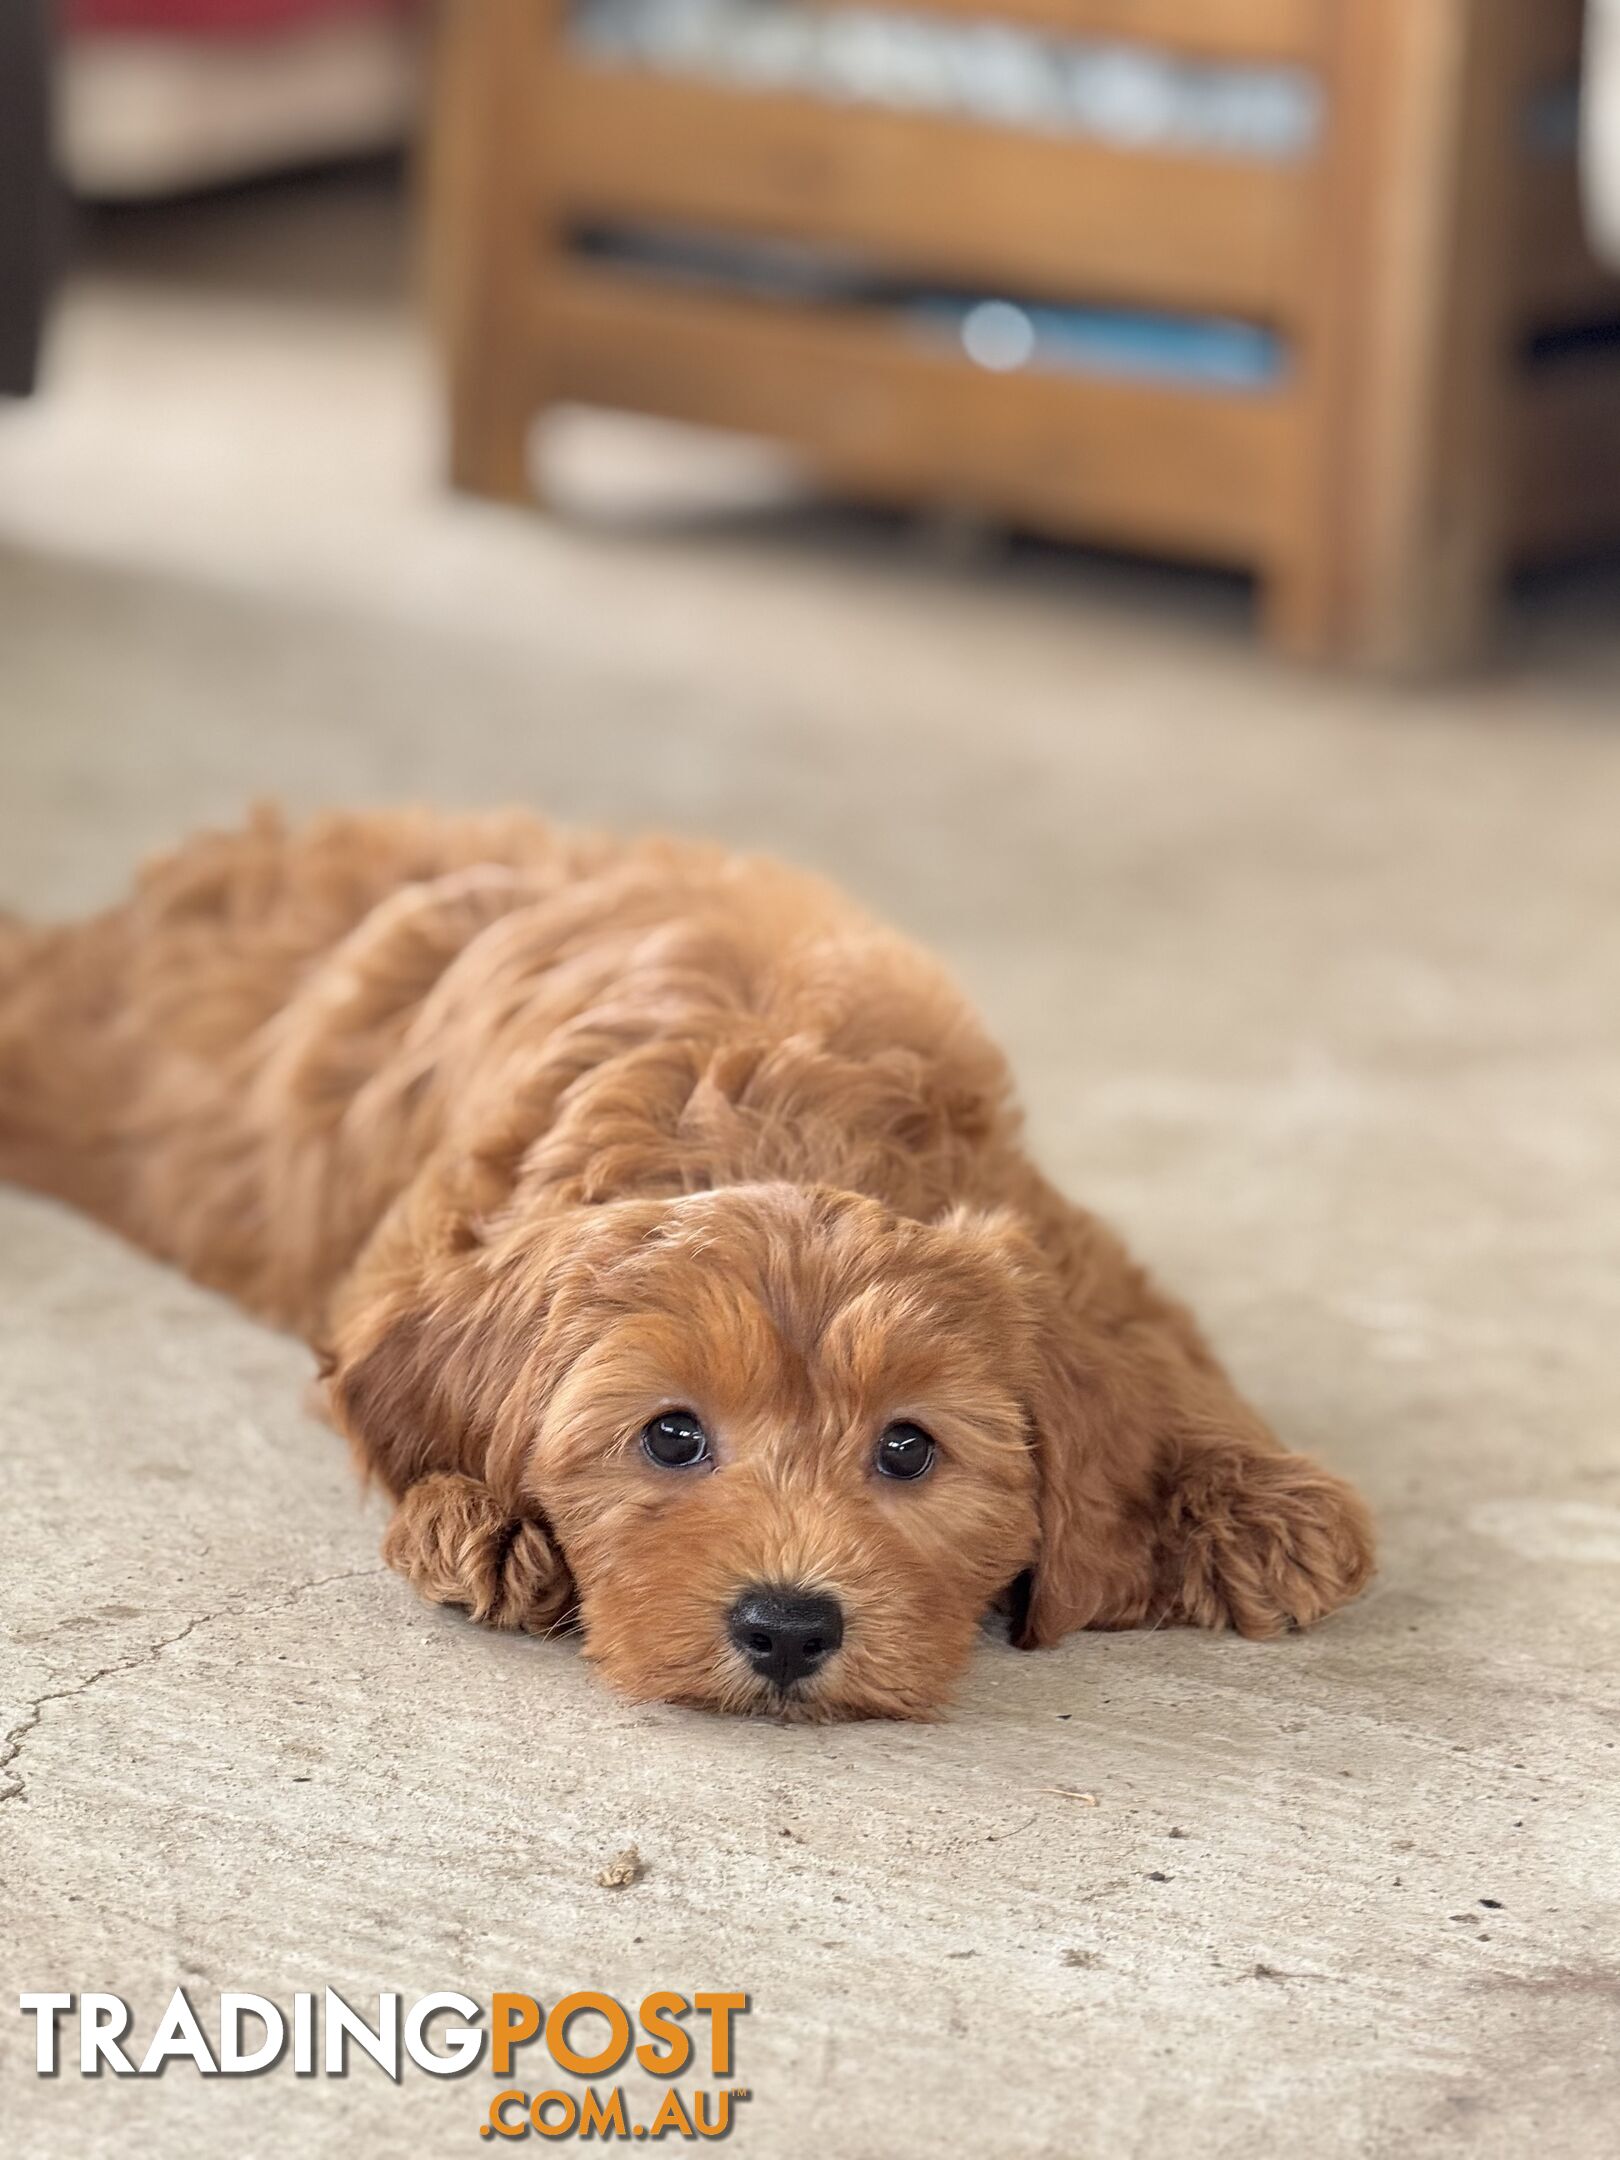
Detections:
0,808,1372,1719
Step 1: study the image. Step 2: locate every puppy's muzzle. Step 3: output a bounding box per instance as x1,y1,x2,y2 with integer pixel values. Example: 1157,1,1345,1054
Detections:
728,1584,844,1689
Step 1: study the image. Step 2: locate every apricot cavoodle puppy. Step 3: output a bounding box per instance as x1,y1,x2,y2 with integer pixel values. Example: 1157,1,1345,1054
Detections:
0,808,1373,1718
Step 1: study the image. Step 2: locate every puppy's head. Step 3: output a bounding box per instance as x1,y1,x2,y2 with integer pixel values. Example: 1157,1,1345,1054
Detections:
333,1183,1045,1719
523,1186,1047,1719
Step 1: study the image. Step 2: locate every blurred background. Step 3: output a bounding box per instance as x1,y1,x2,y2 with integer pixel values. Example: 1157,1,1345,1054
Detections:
2,0,1619,1444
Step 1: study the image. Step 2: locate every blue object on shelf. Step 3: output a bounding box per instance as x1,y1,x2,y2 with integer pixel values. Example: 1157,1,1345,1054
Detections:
570,0,1324,163
911,298,1287,391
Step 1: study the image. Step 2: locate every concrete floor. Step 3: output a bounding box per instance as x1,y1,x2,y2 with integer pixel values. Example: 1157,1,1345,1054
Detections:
2,175,1619,2159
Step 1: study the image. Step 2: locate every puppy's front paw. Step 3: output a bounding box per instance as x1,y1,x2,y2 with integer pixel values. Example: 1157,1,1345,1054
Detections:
1166,1443,1375,1638
382,1473,574,1635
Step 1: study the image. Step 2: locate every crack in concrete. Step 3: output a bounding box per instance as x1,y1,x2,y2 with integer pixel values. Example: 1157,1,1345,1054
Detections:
0,1561,389,1805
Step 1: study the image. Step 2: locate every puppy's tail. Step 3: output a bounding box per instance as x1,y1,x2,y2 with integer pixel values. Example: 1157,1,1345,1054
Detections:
0,909,132,1215
0,909,59,1152
0,908,41,983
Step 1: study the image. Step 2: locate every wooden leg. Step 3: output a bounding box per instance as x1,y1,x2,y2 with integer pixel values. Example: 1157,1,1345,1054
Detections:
1278,0,1523,672
423,0,554,507
447,363,538,505
1263,523,1340,668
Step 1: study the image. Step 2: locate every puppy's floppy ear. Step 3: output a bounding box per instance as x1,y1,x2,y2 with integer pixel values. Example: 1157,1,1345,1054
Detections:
325,1186,667,1505
325,1248,516,1498
323,1175,580,1503
327,1303,445,1493
1008,1293,1167,1644
973,1211,1374,1646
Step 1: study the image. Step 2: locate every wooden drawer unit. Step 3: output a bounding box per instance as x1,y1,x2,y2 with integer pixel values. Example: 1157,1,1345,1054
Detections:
432,0,1620,670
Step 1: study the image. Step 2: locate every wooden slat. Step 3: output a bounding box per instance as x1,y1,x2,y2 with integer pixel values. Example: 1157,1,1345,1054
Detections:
544,63,1311,319
1512,361,1620,558
535,263,1294,564
800,0,1327,63
1517,160,1620,324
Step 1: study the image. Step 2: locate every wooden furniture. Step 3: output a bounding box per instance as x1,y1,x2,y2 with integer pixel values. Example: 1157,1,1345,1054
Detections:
430,0,1620,671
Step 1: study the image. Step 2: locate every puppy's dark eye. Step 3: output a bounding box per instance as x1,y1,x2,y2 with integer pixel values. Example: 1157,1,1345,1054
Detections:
875,1422,936,1482
641,1410,710,1469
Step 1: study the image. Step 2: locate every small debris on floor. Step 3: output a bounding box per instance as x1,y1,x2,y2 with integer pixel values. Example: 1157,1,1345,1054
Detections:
985,1812,1038,1843
595,1845,644,1890
1062,1949,1101,1969
1146,1870,1172,1883
1041,1787,1098,1805
1168,1826,1189,1839
1479,1897,1503,1909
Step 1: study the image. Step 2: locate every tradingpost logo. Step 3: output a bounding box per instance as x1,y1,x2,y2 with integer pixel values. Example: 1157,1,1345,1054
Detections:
17,1987,751,2140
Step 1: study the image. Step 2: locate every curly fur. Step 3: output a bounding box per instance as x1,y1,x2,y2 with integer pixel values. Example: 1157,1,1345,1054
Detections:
0,807,1373,1719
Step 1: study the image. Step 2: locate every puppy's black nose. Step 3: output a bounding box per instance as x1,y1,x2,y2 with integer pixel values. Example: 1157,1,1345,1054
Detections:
728,1585,844,1689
